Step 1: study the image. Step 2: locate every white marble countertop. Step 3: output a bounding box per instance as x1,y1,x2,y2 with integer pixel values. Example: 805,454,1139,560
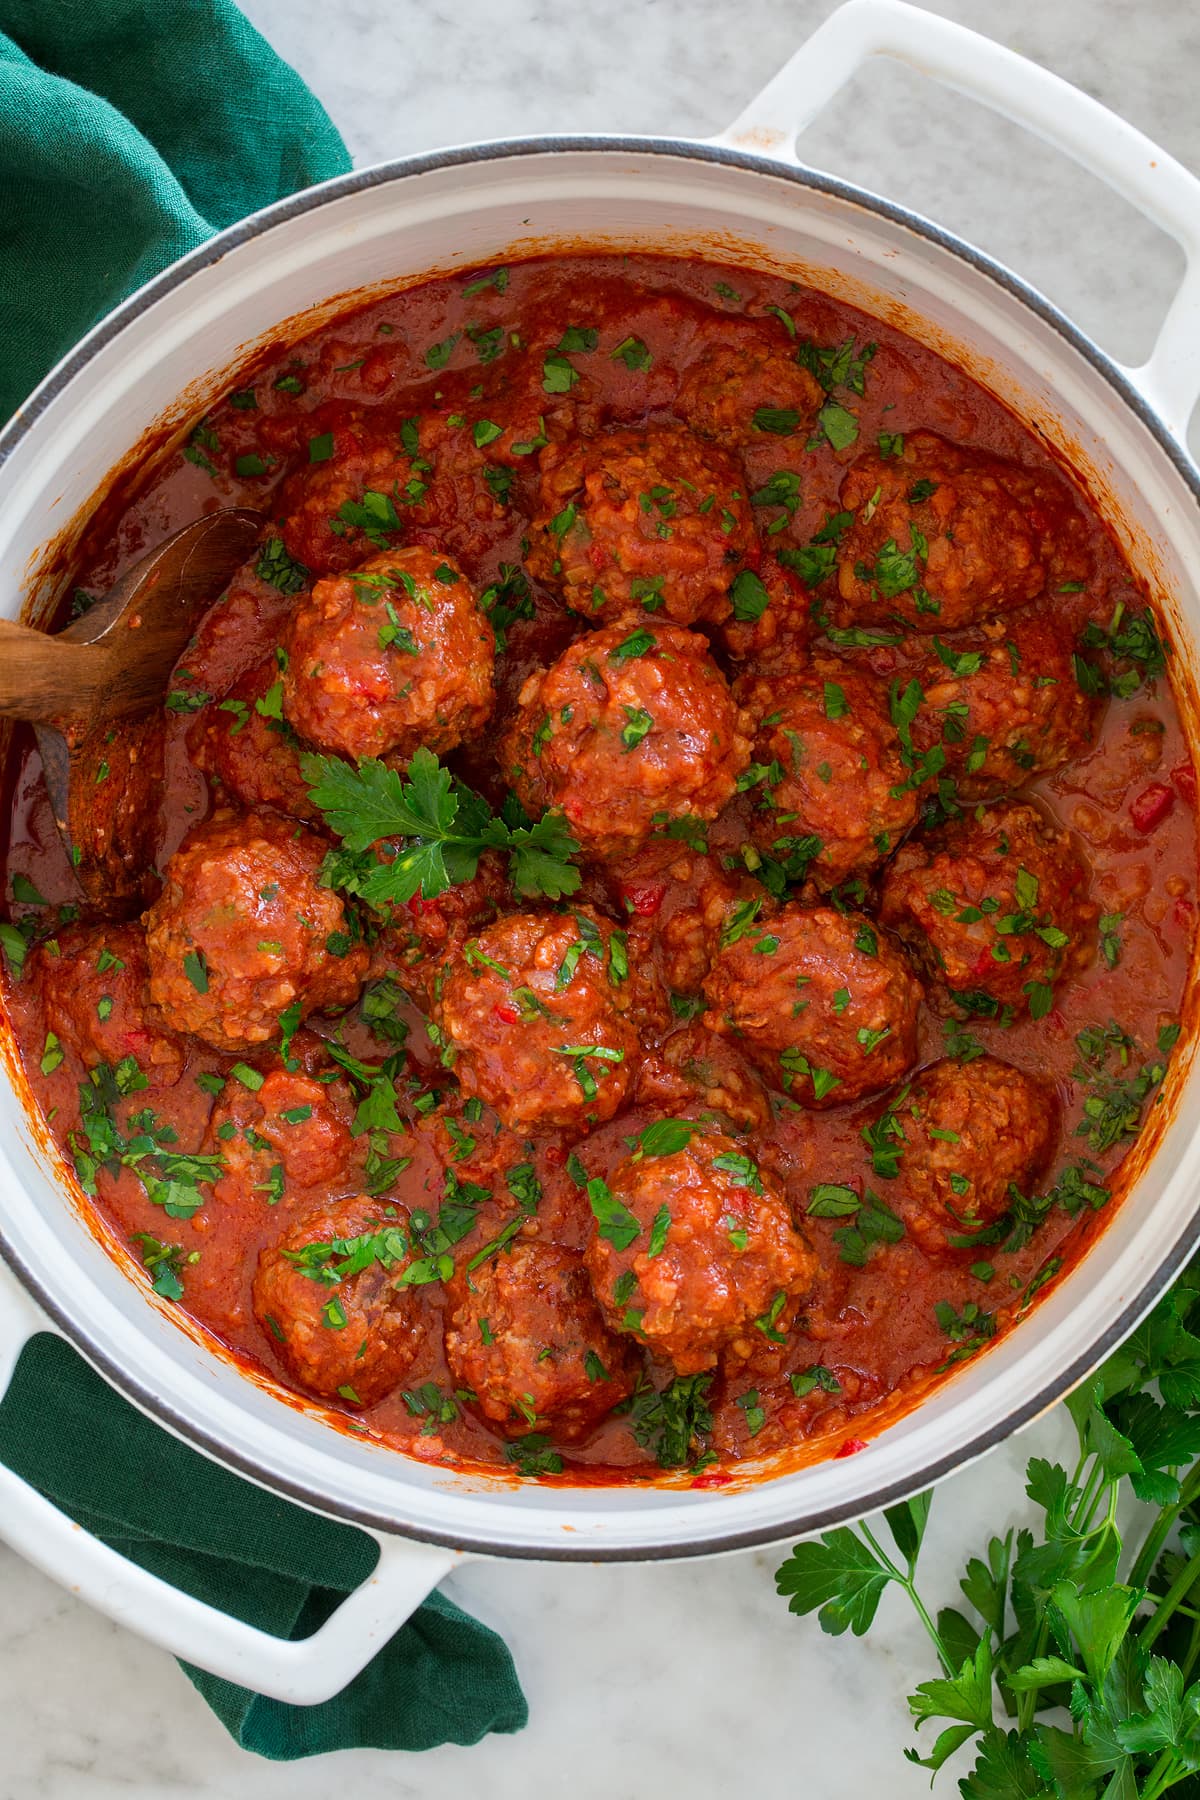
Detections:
3,2,1199,1794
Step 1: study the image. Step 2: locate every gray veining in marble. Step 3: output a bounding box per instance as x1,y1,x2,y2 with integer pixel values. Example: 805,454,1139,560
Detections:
2,1,1198,1793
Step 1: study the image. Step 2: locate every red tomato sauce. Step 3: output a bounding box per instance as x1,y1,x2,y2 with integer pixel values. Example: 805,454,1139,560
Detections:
0,252,1195,1484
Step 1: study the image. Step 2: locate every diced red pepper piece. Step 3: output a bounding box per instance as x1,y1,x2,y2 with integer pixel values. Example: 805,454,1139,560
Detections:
968,946,995,981
492,1004,521,1025
623,882,666,917
835,1437,869,1459
1172,759,1197,806
1130,781,1174,833
690,1472,733,1489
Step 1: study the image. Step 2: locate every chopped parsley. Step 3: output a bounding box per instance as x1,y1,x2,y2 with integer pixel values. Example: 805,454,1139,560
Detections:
627,1373,713,1468
587,1176,641,1250
730,568,770,621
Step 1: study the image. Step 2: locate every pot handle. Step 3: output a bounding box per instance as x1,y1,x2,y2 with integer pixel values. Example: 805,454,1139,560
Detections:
0,1264,462,1705
718,0,1200,443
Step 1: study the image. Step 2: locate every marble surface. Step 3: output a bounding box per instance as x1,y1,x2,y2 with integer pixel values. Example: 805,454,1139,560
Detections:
2,2,1199,1794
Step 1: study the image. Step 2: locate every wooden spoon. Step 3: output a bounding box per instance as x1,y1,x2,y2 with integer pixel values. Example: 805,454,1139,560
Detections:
0,508,263,902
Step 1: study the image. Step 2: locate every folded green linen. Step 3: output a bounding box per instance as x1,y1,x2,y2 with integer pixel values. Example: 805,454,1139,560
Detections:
0,0,347,417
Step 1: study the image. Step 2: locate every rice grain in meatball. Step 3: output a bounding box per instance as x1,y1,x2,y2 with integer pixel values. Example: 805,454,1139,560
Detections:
281,546,494,762
144,812,368,1051
431,909,639,1132
584,1126,817,1374
444,1242,637,1438
504,620,751,860
525,424,755,627
702,903,923,1107
878,799,1095,1017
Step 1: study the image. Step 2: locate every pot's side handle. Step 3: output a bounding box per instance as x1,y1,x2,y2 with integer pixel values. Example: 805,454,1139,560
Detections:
717,0,1200,443
0,1265,461,1705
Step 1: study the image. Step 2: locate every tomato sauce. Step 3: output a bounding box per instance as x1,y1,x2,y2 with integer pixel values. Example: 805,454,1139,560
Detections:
0,252,1194,1483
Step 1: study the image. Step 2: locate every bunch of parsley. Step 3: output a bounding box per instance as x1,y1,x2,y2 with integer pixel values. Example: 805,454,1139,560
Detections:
777,1259,1200,1797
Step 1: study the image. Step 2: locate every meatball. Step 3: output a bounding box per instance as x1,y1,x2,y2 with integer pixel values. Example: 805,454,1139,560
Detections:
635,1024,773,1132
907,611,1103,799
65,712,166,907
189,658,320,824
737,657,918,887
503,621,751,860
832,431,1083,633
878,800,1095,1017
606,838,742,1038
443,1242,637,1438
144,812,368,1051
431,909,639,1132
719,553,813,668
885,1056,1058,1257
372,852,508,1007
702,903,923,1107
415,1093,585,1251
584,1127,817,1375
676,324,824,449
252,1196,421,1404
525,424,755,627
205,1059,359,1198
280,546,494,762
29,922,184,1084
276,412,413,575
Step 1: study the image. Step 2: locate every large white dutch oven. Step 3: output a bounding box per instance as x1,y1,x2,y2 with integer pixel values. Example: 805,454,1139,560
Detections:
1,0,1199,1705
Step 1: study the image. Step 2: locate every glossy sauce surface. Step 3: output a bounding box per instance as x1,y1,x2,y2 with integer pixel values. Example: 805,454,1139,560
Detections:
1,253,1194,1482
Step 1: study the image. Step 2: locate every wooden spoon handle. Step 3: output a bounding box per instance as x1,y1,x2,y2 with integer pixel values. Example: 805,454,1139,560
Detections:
0,619,108,723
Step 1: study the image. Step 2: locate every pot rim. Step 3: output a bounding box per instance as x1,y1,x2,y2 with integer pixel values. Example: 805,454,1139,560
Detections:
3,132,1199,1558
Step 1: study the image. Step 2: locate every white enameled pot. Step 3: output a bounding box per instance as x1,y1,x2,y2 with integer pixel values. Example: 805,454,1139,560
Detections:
1,0,1200,1705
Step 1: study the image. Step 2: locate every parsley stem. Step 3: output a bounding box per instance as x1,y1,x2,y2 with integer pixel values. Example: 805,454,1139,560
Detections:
1128,1507,1182,1595
1141,1748,1188,1800
1073,1455,1108,1531
859,1522,954,1676
1140,1543,1200,1654
1181,1615,1200,1685
1128,1464,1200,1593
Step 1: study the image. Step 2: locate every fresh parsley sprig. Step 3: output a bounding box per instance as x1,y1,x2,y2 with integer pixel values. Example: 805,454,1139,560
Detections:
777,1255,1200,1798
302,746,581,905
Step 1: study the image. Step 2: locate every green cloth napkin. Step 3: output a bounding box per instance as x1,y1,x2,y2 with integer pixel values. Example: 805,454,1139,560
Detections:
0,0,348,419
0,1337,527,1755
0,0,527,1757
